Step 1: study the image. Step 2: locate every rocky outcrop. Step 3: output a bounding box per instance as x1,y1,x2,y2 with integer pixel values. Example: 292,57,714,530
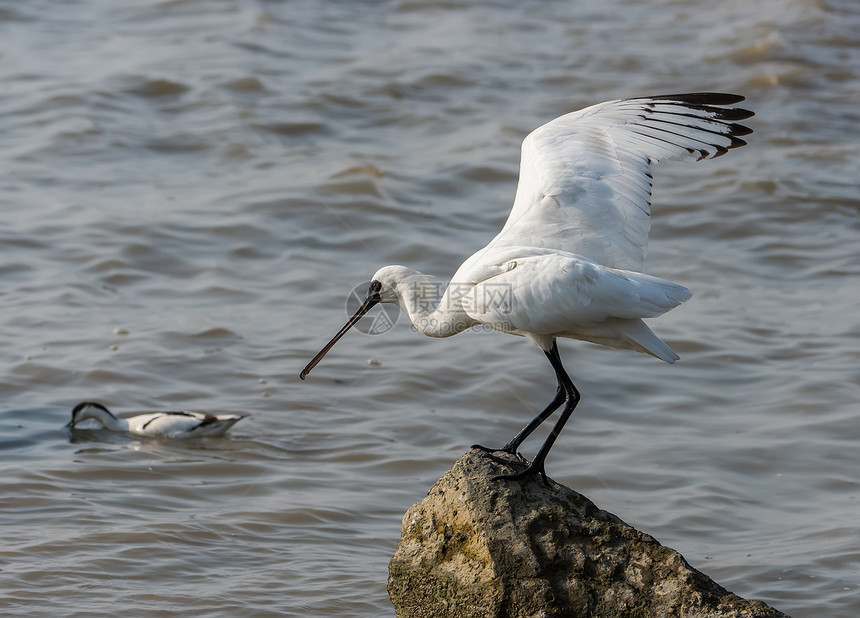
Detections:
388,449,787,618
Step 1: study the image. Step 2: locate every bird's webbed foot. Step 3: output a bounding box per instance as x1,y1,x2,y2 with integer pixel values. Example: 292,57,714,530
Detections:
471,443,529,467
472,444,529,467
494,459,551,487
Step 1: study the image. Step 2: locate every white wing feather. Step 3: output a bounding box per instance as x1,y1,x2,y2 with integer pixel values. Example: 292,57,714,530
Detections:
464,253,692,334
125,412,209,435
488,93,754,271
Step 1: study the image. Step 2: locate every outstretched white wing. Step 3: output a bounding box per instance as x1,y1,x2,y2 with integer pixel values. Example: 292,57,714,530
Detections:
488,93,754,271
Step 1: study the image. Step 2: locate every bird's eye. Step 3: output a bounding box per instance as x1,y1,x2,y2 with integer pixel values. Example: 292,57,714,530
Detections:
370,281,382,292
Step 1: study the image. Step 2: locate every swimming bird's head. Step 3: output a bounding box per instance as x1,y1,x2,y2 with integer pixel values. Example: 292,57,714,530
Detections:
68,401,116,428
300,266,412,380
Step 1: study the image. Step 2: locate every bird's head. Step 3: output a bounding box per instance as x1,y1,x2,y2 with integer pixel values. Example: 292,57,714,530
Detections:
300,266,412,380
68,401,115,428
367,265,420,306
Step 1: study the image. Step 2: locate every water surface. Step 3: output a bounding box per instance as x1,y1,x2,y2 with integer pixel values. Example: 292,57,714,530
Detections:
1,0,859,616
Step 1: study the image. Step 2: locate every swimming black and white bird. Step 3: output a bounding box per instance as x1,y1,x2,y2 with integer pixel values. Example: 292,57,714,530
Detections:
67,401,246,437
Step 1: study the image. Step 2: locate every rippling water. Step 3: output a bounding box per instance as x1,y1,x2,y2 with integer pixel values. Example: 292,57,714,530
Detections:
2,0,858,616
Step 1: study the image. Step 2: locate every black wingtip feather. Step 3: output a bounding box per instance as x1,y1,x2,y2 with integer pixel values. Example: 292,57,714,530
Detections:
651,92,746,105
727,122,754,137
714,107,755,121
644,93,755,155
646,93,755,122
709,136,748,158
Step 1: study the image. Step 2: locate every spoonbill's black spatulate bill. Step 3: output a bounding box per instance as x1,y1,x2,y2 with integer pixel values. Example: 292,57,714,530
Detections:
301,93,754,484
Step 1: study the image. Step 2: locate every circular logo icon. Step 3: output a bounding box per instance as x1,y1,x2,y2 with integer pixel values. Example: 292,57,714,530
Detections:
345,281,400,335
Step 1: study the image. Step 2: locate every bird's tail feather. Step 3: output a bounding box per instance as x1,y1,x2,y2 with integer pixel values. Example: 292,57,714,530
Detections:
611,318,681,363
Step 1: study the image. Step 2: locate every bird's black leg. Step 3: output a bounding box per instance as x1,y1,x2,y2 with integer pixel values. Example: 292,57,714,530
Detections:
472,379,565,458
495,341,580,486
499,381,565,455
473,341,574,470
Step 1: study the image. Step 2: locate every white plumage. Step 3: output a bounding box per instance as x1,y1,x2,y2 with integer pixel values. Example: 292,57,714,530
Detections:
67,401,246,438
301,93,753,483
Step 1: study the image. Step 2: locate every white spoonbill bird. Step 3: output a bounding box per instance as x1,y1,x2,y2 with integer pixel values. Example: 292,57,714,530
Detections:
67,401,246,437
301,93,753,484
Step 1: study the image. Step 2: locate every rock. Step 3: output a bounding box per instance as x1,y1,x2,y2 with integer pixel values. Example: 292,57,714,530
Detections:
388,449,788,618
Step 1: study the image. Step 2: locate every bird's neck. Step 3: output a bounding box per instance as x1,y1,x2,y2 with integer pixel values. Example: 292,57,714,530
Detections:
393,270,478,338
